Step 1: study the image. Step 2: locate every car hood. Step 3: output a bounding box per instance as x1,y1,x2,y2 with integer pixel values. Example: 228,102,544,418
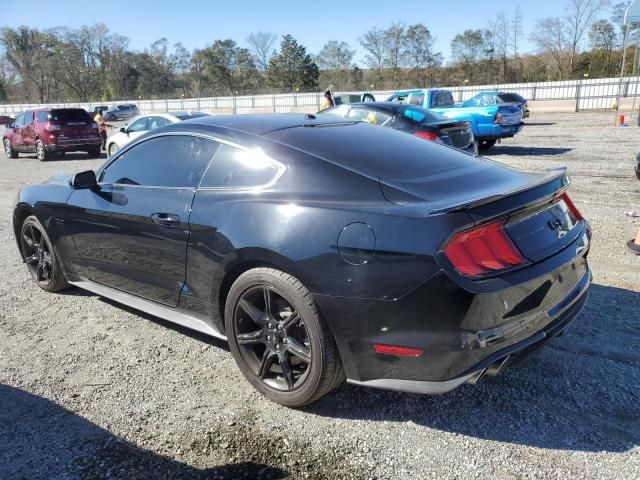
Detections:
46,174,73,186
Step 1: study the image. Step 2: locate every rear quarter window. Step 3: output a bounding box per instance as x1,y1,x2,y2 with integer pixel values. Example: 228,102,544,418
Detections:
431,91,454,108
36,111,49,123
200,144,284,189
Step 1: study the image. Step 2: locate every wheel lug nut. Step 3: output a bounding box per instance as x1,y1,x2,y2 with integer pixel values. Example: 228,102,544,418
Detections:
267,335,271,341
277,324,282,330
283,338,288,344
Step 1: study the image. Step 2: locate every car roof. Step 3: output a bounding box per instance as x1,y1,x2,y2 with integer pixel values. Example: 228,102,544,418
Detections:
183,113,356,136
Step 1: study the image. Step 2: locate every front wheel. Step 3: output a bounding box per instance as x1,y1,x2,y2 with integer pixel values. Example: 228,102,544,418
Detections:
225,268,344,407
478,139,497,151
108,143,119,157
20,215,69,292
35,139,50,161
4,139,18,158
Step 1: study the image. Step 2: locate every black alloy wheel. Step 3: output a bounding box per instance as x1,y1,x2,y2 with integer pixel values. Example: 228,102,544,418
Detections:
20,216,68,292
234,285,312,391
225,268,344,407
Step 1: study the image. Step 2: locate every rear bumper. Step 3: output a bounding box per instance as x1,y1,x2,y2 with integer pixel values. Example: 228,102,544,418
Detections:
346,267,590,395
45,140,101,152
477,122,524,140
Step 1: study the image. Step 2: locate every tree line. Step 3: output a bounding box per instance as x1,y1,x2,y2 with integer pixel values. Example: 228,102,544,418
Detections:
0,0,634,104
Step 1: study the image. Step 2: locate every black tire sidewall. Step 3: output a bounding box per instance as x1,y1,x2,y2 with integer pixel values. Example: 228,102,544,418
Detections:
225,269,326,407
21,215,67,292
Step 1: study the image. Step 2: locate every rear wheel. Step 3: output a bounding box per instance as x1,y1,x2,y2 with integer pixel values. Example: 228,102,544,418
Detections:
4,139,18,158
225,268,344,407
20,216,69,292
478,139,497,151
35,139,49,161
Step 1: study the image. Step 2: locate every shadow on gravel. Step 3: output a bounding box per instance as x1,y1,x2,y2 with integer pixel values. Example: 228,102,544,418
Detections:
307,283,640,454
0,385,286,479
485,146,572,156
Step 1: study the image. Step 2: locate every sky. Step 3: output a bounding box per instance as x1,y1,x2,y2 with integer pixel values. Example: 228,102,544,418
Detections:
0,0,618,64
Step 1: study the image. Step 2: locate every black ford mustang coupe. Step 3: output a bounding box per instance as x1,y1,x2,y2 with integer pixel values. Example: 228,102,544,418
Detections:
13,114,591,407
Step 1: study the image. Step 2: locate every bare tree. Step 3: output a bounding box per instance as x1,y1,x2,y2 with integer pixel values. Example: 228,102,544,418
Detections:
494,12,510,82
246,31,277,72
531,17,569,79
564,0,611,76
384,22,406,88
359,27,387,86
510,6,524,80
315,40,355,90
403,23,442,87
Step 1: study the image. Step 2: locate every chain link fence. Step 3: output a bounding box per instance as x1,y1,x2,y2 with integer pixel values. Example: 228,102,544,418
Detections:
1,76,639,116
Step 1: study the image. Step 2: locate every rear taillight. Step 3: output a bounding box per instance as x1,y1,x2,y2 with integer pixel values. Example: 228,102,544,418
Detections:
373,344,424,356
414,131,443,143
443,220,526,277
45,123,62,132
493,112,503,124
559,192,584,221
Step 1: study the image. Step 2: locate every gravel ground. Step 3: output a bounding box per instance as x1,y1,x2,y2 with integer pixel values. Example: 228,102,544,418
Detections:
1,112,639,480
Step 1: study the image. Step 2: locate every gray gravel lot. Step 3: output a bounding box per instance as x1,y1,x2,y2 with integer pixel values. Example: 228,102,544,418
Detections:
1,112,639,479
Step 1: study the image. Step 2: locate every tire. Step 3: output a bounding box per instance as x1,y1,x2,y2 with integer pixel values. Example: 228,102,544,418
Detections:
108,143,119,157
478,139,497,151
88,147,100,157
225,268,344,407
4,139,18,158
35,139,50,161
20,215,69,292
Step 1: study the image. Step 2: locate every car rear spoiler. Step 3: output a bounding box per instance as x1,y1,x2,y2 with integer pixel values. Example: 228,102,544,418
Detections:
431,166,570,214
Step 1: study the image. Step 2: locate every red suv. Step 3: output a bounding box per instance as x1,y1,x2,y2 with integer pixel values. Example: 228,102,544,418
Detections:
3,108,101,161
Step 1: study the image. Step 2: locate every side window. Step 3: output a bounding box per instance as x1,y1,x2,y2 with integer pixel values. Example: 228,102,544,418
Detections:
408,93,424,106
23,111,34,126
14,114,25,128
350,108,392,126
101,135,219,188
200,144,283,189
36,111,49,123
150,116,171,129
127,117,149,132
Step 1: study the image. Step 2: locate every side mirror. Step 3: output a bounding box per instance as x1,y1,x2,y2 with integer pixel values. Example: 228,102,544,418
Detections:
71,170,98,189
119,127,126,133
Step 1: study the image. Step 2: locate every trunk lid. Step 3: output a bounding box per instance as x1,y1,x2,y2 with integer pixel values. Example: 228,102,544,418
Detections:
49,109,98,140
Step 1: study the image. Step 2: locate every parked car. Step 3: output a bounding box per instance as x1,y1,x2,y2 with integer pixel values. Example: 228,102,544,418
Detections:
106,111,210,156
333,93,376,106
386,89,524,151
0,115,15,125
463,91,530,119
12,114,591,407
104,104,140,121
317,102,477,154
93,105,109,115
3,108,101,161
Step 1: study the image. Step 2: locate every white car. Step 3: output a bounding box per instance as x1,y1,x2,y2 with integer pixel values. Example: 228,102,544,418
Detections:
106,111,209,156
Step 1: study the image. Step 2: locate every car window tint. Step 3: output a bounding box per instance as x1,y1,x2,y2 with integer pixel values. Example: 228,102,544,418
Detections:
150,116,171,129
127,117,149,132
102,135,219,188
200,144,282,188
49,109,93,122
497,93,520,103
431,91,454,108
36,111,49,123
14,113,25,128
23,111,34,125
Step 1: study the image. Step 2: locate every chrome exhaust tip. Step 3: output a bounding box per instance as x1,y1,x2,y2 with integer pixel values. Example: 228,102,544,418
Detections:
485,355,511,377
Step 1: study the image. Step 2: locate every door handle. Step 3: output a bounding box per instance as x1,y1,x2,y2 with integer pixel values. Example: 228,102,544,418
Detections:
150,213,180,228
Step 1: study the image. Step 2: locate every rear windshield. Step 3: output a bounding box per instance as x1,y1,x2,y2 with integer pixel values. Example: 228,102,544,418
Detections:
49,109,93,122
498,93,523,103
174,112,209,121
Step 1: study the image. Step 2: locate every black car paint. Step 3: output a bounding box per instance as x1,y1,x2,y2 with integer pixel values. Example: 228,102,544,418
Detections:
13,114,591,392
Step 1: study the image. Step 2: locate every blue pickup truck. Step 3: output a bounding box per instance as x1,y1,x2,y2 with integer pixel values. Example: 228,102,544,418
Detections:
386,89,524,151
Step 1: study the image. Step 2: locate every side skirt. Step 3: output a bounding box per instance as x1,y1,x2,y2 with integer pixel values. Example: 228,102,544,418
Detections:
69,280,227,341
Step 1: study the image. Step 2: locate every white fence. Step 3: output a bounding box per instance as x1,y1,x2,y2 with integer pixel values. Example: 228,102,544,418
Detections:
1,76,639,116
